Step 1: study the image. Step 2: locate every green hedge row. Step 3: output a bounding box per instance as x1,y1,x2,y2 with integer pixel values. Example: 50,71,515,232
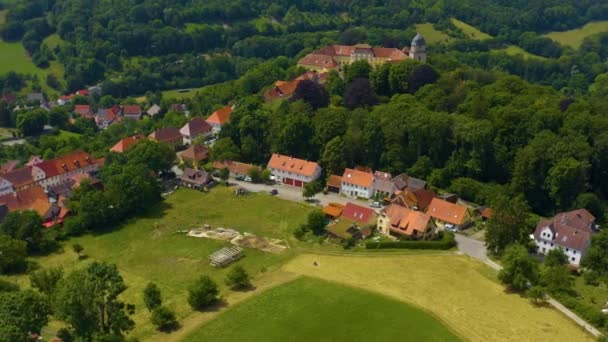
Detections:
365,233,457,250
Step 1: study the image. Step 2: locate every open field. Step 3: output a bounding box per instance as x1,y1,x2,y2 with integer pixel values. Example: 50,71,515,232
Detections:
282,253,594,341
545,21,608,49
184,277,460,342
0,9,7,25
499,45,547,60
451,18,492,40
0,187,313,339
415,23,451,44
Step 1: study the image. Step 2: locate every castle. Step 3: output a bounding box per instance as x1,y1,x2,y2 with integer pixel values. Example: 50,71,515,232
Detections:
297,33,426,72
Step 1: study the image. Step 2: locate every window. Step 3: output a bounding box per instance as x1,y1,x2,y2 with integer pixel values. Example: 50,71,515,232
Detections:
571,257,575,261
566,248,569,252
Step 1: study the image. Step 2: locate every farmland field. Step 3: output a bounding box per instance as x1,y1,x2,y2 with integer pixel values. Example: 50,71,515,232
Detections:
183,277,460,342
545,21,608,48
282,254,594,341
451,18,492,40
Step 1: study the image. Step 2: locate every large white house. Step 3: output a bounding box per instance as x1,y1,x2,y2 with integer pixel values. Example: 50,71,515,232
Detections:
267,154,322,187
340,168,374,199
533,209,598,266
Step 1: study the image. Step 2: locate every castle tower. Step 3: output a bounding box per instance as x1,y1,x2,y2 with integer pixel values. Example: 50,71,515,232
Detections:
409,33,427,62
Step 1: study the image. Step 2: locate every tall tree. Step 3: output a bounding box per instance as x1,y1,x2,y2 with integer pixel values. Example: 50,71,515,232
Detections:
582,230,608,277
29,267,63,296
291,80,329,109
0,211,44,253
485,195,532,255
0,290,51,342
0,235,27,274
188,275,219,310
344,78,377,109
320,136,347,176
143,282,162,312
498,244,539,292
545,157,589,210
344,60,371,84
125,140,176,173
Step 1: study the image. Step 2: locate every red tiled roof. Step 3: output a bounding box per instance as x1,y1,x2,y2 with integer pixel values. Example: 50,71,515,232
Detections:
122,105,142,116
342,202,375,224
0,186,50,217
267,154,320,178
1,160,18,174
110,135,143,153
382,204,432,236
426,198,468,225
212,160,260,175
265,80,301,100
74,105,91,116
149,127,182,143
327,175,342,188
342,168,374,188
295,71,329,84
180,117,212,137
49,151,97,177
206,106,232,125
3,167,33,188
76,89,89,96
534,209,596,251
178,144,209,162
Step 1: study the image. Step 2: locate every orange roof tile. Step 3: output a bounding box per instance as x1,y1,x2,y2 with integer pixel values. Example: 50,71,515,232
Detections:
426,198,468,225
323,203,345,218
382,204,431,235
267,154,320,177
206,106,233,125
212,160,260,175
0,186,50,217
341,168,373,188
327,175,342,188
110,135,143,153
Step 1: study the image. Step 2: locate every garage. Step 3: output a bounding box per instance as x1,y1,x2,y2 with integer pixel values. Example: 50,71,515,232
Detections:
294,180,303,187
284,178,294,186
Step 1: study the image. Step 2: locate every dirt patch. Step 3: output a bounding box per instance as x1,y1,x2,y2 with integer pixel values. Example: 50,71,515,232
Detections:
187,225,288,254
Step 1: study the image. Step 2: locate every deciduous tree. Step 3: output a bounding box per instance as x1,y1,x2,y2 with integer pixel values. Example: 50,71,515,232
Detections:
188,275,219,310
143,282,162,312
498,244,539,292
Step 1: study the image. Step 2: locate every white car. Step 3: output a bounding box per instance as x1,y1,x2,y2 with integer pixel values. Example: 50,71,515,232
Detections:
445,224,458,232
370,201,382,208
243,176,252,182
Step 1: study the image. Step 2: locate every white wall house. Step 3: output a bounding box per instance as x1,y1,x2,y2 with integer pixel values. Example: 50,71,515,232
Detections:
535,226,585,265
267,154,322,188
0,178,13,196
340,168,374,199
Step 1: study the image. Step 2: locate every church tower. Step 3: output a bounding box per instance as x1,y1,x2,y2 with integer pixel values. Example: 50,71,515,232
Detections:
409,33,427,62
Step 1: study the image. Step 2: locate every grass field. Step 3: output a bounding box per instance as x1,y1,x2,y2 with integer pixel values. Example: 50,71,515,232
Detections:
282,254,594,341
0,187,313,340
0,9,7,25
43,33,65,50
499,45,547,60
184,277,460,342
55,130,82,141
545,21,608,49
451,18,492,40
415,23,451,44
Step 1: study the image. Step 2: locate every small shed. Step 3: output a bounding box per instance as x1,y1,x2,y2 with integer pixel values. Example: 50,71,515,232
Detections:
208,246,244,267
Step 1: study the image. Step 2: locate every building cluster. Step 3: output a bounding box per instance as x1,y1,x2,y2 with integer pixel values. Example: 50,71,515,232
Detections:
0,151,104,226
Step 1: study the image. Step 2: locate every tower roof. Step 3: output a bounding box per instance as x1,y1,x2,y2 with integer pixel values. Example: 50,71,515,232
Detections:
412,33,426,46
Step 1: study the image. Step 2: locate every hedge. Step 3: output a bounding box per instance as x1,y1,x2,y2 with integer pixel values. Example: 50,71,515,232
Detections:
366,232,457,250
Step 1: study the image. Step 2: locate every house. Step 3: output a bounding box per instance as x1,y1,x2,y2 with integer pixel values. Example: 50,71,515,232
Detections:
477,206,493,221
96,106,121,129
148,127,182,150
180,168,211,190
26,156,43,167
122,105,142,120
27,93,45,103
1,160,19,174
391,173,426,192
340,168,374,199
212,160,260,178
323,202,345,219
326,221,366,241
206,106,233,133
263,79,301,102
57,94,74,105
178,144,209,167
295,70,329,84
378,204,435,239
36,151,102,189
146,104,161,117
75,89,90,97
533,209,598,266
0,94,17,104
426,198,471,230
297,34,426,72
267,154,322,188
0,177,13,196
391,188,436,211
0,186,51,218
341,202,375,226
326,175,342,193
3,167,35,192
110,135,143,153
372,171,397,199
74,105,93,118
180,117,213,145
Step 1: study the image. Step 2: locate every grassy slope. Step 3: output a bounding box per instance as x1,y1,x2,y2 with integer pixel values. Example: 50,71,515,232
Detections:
184,277,460,342
545,21,608,49
0,9,7,25
282,254,594,341
415,23,451,44
0,187,312,340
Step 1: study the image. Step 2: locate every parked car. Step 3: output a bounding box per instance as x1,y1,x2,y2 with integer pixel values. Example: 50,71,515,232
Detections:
244,176,252,182
235,175,245,181
370,201,382,208
445,224,458,233
269,189,278,195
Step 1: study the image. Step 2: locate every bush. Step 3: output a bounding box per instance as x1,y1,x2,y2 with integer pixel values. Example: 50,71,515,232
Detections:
365,232,456,250
188,275,219,310
553,293,607,328
143,282,162,312
151,306,178,332
225,266,251,290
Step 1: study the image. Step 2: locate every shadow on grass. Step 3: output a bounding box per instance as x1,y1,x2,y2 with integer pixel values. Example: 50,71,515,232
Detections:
157,322,182,333
91,201,173,237
230,284,257,293
195,298,229,313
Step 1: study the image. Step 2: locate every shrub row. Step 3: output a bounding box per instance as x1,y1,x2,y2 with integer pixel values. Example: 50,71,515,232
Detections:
553,293,607,328
365,232,456,250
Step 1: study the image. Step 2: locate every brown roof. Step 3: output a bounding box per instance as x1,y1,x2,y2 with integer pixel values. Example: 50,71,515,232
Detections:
122,105,142,116
180,117,212,137
297,54,338,68
534,209,597,251
264,80,301,100
74,105,92,116
267,154,320,178
327,175,342,188
212,160,260,175
323,203,345,218
179,144,209,162
3,167,34,188
110,135,143,153
180,168,211,186
297,45,408,69
342,168,373,188
295,71,329,84
426,198,468,225
40,151,97,178
0,186,50,217
392,173,426,191
382,204,432,236
206,106,232,125
149,127,182,143
342,202,375,224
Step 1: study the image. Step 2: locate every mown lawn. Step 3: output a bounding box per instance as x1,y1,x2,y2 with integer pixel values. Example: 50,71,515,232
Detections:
545,21,608,49
451,18,492,40
1,187,312,340
184,277,460,342
415,23,451,44
282,254,594,341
